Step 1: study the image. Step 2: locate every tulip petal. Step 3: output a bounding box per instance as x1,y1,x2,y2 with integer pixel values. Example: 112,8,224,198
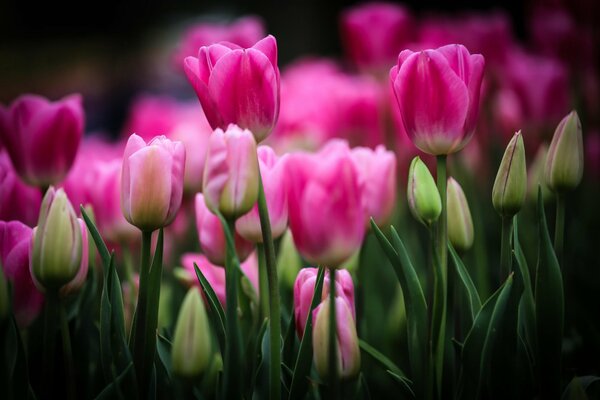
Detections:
121,134,147,220
184,56,223,129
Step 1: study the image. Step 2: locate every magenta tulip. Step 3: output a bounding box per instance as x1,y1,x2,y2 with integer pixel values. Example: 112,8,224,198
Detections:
195,193,254,266
286,144,366,267
0,94,84,187
293,267,355,338
184,35,280,142
236,146,288,243
121,134,186,232
390,44,485,155
0,152,41,226
0,221,44,327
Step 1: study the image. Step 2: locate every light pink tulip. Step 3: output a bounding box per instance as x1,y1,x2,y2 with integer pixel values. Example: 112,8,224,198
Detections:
236,146,288,243
390,44,485,155
340,2,414,72
0,221,44,327
121,95,183,142
184,35,280,142
0,152,41,226
351,145,397,226
121,134,185,232
203,125,259,219
0,94,84,187
286,144,366,267
195,193,254,266
293,267,355,338
59,219,89,297
179,252,259,306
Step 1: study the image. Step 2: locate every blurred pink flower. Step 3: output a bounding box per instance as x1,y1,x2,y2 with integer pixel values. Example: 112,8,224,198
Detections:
0,152,41,226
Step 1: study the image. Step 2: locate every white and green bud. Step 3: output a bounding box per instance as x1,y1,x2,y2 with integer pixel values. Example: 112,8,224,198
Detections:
492,131,527,217
545,111,584,192
447,178,474,253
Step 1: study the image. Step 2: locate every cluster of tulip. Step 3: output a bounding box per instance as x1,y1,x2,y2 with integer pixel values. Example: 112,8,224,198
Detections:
0,2,598,400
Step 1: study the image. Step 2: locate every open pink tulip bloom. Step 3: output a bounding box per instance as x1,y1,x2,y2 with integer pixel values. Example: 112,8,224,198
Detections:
121,134,185,232
0,94,84,187
184,35,280,142
0,153,41,226
390,44,485,155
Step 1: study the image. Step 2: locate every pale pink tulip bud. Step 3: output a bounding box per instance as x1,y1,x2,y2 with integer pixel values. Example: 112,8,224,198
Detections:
121,134,186,232
203,125,259,219
0,94,84,187
390,44,485,155
351,145,397,226
194,193,254,266
0,221,44,327
184,35,280,142
0,152,41,226
293,267,355,338
312,297,361,380
286,143,366,268
236,146,288,243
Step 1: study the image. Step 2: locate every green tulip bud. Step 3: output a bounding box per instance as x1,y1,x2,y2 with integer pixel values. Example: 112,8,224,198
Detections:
545,111,584,192
492,131,527,217
407,157,442,226
31,187,82,291
447,178,474,252
277,229,302,289
172,287,212,378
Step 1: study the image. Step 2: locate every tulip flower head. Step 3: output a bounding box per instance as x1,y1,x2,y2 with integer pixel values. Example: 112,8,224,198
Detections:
545,111,584,192
407,156,441,226
447,177,474,252
492,131,527,217
390,44,485,155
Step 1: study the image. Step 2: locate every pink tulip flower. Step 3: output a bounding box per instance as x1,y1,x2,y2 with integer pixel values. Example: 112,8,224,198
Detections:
293,267,355,338
184,35,280,142
121,134,186,232
0,94,84,187
390,44,485,155
0,152,41,226
236,146,288,243
286,144,366,268
179,252,259,306
0,221,44,327
195,193,254,266
203,125,259,219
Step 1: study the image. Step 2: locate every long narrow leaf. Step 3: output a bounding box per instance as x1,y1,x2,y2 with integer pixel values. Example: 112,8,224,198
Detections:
81,206,111,271
358,339,410,381
194,263,227,354
449,243,482,323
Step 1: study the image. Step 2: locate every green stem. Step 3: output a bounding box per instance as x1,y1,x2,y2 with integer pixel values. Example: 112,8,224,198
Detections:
257,173,281,400
328,268,339,400
59,300,76,400
43,292,58,399
554,193,565,266
257,243,269,320
433,155,448,399
500,217,513,280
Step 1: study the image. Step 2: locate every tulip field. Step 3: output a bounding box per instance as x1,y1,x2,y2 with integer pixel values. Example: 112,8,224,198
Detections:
0,2,599,399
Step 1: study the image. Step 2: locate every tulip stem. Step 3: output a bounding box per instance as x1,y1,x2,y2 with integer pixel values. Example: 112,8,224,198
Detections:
257,173,281,400
500,217,513,279
42,292,58,399
59,299,76,400
257,243,269,320
433,155,448,398
554,193,565,265
328,268,339,400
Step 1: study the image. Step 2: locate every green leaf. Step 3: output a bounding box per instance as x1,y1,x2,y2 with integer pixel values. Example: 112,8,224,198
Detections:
358,339,410,382
193,263,226,354
81,205,111,271
562,376,600,400
535,187,564,399
5,317,29,400
288,266,325,400
156,335,172,381
448,244,481,324
95,362,134,400
282,313,297,377
386,370,416,398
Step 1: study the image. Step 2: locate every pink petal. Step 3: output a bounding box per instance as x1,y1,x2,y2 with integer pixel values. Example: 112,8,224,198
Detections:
184,57,223,129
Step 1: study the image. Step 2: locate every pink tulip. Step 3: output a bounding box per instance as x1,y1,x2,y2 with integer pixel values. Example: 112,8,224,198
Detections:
121,95,183,142
340,2,414,72
195,193,254,266
390,44,485,155
351,145,397,226
59,219,89,297
203,125,259,219
121,134,186,232
179,252,259,306
293,267,355,338
236,146,288,243
0,152,41,226
0,221,44,327
184,35,280,142
0,94,84,187
286,144,366,267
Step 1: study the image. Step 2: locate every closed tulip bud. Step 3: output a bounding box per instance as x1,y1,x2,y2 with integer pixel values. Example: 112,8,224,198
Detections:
492,131,527,217
276,229,302,289
545,111,584,192
59,219,89,297
31,187,82,291
312,297,361,380
447,178,474,252
172,287,212,378
121,134,186,232
407,157,441,226
203,125,259,219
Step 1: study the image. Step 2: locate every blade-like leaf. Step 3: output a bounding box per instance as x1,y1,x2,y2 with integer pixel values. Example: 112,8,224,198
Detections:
194,263,226,354
561,376,600,400
358,339,410,382
449,244,482,324
94,362,134,400
387,370,416,398
81,205,111,271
